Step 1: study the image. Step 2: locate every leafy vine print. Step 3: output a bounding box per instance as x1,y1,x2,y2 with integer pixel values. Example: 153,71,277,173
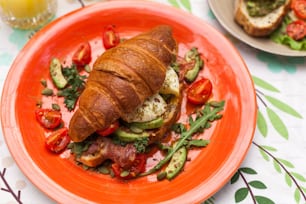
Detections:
229,75,305,203
202,197,215,204
253,75,303,139
254,143,306,203
231,167,274,204
1,168,22,204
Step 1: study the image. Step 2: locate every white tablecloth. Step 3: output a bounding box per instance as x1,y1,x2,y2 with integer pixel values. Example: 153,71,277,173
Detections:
0,1,305,203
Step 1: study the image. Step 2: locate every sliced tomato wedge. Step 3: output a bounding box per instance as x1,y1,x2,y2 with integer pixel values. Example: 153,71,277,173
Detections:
103,25,120,49
292,0,306,20
96,121,119,136
35,108,62,129
72,42,92,67
45,127,70,153
187,78,213,105
286,20,306,40
111,154,147,179
130,154,146,174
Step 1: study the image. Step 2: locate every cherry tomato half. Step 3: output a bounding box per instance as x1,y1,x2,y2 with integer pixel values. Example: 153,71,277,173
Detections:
292,0,306,20
35,108,62,129
111,154,147,179
187,78,213,105
45,127,70,153
286,20,306,40
96,121,119,136
72,42,92,67
103,25,120,49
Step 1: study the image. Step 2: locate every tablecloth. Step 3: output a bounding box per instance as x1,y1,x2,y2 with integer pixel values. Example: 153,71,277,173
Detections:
0,0,305,204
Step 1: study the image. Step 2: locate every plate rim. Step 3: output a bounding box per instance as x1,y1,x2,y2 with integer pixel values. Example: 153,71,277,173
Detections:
1,1,257,203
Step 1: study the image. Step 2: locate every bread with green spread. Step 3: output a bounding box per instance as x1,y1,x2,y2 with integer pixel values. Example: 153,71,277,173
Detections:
234,0,291,37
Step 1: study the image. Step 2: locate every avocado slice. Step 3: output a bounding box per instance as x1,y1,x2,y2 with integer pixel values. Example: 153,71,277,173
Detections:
165,145,187,180
129,117,164,130
114,128,150,142
50,58,68,89
184,48,204,83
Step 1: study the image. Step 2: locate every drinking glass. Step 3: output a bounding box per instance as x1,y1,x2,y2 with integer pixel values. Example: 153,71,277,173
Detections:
0,0,57,30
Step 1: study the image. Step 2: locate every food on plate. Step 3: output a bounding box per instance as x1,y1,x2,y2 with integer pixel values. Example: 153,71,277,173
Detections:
68,25,178,142
234,0,292,37
270,4,306,50
235,0,306,50
35,108,62,129
72,41,92,68
102,24,120,49
45,127,71,153
187,78,213,105
37,25,225,180
50,58,68,89
68,25,183,172
291,0,306,20
286,19,306,40
183,47,203,83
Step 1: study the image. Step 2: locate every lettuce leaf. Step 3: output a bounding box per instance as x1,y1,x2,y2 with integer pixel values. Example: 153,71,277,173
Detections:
270,15,306,51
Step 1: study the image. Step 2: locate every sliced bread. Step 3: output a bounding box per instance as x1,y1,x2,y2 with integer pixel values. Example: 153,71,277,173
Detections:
234,0,291,37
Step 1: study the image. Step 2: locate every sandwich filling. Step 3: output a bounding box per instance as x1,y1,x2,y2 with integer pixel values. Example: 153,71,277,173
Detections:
68,64,181,171
246,0,286,17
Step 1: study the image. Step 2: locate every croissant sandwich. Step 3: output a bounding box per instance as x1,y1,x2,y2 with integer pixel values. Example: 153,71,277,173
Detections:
68,26,182,170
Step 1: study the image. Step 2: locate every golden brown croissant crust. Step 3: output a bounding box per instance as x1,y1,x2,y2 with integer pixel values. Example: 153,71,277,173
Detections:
69,25,177,142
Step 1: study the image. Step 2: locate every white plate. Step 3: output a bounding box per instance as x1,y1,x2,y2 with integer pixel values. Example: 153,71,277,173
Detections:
208,0,306,57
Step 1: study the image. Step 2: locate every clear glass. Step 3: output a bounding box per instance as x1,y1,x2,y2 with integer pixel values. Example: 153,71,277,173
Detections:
0,0,57,30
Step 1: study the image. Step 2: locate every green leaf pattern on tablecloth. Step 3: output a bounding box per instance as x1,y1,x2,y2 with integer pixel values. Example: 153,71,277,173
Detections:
231,167,274,203
254,76,303,140
266,107,289,140
256,110,268,137
235,187,248,202
230,73,305,203
257,52,305,74
202,197,215,204
0,53,13,66
278,159,295,168
8,29,40,50
249,181,267,189
253,143,306,203
255,75,305,202
252,76,279,92
258,145,276,162
264,95,303,119
208,9,216,20
168,0,191,12
255,196,275,204
273,159,282,173
286,173,293,187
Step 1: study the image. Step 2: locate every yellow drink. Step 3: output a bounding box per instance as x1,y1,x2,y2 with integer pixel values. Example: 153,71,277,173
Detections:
0,0,57,29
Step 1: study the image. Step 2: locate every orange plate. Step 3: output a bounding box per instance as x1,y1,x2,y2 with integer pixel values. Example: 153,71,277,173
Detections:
1,1,257,203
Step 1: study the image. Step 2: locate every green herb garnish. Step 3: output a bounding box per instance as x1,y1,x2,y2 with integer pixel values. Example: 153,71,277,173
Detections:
41,88,54,96
140,100,225,177
68,140,91,158
57,64,87,111
52,103,61,111
134,137,149,153
40,79,47,87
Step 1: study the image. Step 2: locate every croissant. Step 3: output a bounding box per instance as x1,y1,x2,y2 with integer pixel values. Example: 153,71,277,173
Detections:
68,25,177,142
